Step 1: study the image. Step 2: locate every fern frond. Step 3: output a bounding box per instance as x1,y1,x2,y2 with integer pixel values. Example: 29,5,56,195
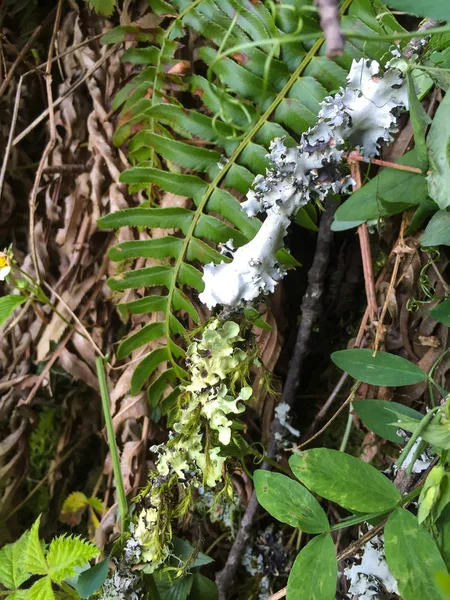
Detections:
46,535,99,583
99,0,405,400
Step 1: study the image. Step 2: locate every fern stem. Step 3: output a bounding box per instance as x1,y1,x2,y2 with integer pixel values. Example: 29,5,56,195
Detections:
96,357,128,531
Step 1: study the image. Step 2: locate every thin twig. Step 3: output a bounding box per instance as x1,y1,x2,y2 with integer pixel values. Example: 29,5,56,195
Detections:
351,160,378,321
215,203,337,599
315,0,345,57
13,45,119,147
347,152,423,174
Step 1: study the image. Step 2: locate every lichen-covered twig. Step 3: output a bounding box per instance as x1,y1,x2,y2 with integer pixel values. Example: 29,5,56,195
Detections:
316,0,345,57
215,203,337,599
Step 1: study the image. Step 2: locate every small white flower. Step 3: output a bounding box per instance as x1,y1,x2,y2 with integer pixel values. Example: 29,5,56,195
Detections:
0,252,11,281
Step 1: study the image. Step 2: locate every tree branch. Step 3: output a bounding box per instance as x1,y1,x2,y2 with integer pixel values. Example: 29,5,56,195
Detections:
316,0,345,57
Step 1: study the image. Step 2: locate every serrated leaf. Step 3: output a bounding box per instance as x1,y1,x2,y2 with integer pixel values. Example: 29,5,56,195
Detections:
27,576,54,600
98,207,194,233
352,400,424,442
0,295,27,326
289,449,401,512
117,321,166,359
422,210,450,247
108,237,184,262
86,0,116,17
60,492,89,526
287,534,337,600
47,535,98,583
407,71,431,170
427,90,450,210
0,531,31,589
22,517,48,576
254,471,329,533
107,266,173,291
74,556,110,599
430,298,450,326
131,347,170,395
385,508,448,600
331,348,428,386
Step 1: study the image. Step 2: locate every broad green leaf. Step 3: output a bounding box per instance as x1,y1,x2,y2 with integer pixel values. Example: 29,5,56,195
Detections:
331,348,428,386
27,576,54,600
107,266,173,291
22,517,48,576
254,471,329,533
295,206,319,232
289,449,401,512
385,508,448,600
0,531,31,589
422,210,450,247
436,504,450,569
117,321,166,359
117,295,168,318
384,0,450,20
286,534,337,600
189,573,218,600
334,151,427,223
405,196,439,236
352,400,424,442
171,537,214,569
430,298,450,327
47,535,98,583
86,0,116,17
98,207,194,233
154,573,194,600
131,347,170,395
74,556,110,599
407,71,431,170
427,91,450,209
108,237,184,262
0,295,27,326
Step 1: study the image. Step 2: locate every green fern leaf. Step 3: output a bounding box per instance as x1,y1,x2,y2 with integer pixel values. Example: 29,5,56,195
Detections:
118,295,168,319
27,576,54,600
117,322,166,359
85,0,116,17
22,517,47,576
46,535,98,583
108,237,184,262
131,347,172,395
107,266,173,291
98,207,194,233
0,531,31,589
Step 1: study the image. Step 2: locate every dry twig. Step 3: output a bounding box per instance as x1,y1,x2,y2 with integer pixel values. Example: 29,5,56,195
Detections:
316,0,345,57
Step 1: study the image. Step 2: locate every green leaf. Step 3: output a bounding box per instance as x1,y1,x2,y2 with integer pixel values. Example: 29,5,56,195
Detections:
98,207,194,233
86,0,116,17
131,347,170,395
352,400,424,442
418,466,450,525
295,206,319,232
108,237,184,262
120,168,207,201
0,531,31,589
27,576,55,600
422,210,450,247
154,573,194,600
254,471,329,533
120,47,160,64
0,295,27,326
430,298,450,326
117,296,168,318
334,151,427,223
172,288,199,322
189,573,218,600
407,71,431,170
117,321,166,359
427,91,450,209
286,534,337,600
107,266,173,291
171,537,214,569
74,556,110,599
289,449,401,512
385,508,448,600
331,348,428,386
46,535,98,583
22,517,48,576
384,0,450,20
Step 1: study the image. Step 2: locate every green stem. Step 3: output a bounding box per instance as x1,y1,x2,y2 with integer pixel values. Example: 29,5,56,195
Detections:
96,357,128,531
396,406,440,470
247,447,292,476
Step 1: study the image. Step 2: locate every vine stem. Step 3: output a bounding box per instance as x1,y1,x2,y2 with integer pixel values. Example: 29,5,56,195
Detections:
96,357,128,531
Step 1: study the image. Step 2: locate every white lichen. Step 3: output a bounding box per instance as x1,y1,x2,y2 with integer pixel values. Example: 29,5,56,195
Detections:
274,402,300,438
199,59,408,310
344,533,399,600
